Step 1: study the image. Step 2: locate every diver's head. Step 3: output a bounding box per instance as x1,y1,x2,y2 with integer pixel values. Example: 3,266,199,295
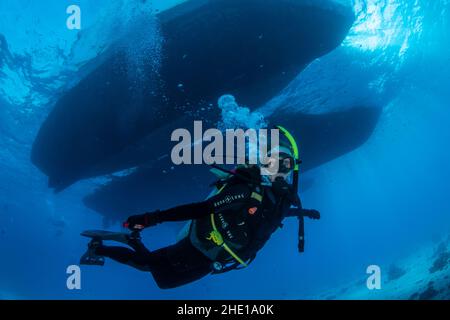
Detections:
262,143,295,182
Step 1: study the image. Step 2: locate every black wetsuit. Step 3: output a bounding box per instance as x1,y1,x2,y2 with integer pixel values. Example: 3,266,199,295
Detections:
96,169,314,289
96,201,223,289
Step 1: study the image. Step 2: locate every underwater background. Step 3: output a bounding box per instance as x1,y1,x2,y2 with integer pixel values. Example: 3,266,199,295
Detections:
0,0,450,299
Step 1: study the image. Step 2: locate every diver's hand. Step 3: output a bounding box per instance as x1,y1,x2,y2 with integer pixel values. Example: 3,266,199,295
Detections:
302,209,320,220
286,208,320,219
124,211,161,231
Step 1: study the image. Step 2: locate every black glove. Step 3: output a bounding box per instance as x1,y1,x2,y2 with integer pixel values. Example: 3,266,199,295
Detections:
124,211,161,231
286,208,320,219
302,209,320,220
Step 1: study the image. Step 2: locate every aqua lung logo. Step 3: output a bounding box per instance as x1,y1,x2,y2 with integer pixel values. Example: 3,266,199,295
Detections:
213,194,245,207
218,214,235,239
218,214,229,229
171,121,282,175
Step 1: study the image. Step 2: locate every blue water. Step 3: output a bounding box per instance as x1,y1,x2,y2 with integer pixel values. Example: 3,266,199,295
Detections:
1,0,450,299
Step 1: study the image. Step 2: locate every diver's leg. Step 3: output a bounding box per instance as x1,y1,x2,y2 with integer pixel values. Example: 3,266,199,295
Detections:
96,237,212,289
145,238,213,289
126,236,152,254
95,245,151,272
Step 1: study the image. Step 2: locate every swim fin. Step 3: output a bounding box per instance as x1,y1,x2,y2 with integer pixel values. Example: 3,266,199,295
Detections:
80,239,105,266
81,230,137,245
80,230,141,266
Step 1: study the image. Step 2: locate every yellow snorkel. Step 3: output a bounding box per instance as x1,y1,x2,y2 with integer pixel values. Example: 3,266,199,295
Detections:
275,125,301,193
275,125,309,253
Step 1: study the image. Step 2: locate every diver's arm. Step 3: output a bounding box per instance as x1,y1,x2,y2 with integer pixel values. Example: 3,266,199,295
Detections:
125,201,213,230
125,183,253,230
152,201,214,222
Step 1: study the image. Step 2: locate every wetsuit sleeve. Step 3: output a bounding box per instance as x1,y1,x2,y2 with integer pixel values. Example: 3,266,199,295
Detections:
152,201,213,222
152,183,255,223
126,202,212,229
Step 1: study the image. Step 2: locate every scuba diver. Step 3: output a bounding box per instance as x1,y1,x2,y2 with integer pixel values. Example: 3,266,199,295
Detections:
80,126,320,289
